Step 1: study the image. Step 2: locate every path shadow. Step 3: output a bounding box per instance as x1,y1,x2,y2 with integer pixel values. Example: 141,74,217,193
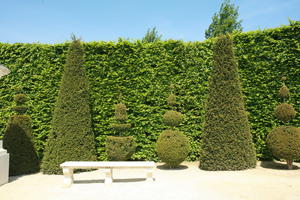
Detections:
157,164,188,170
74,178,146,184
260,161,299,170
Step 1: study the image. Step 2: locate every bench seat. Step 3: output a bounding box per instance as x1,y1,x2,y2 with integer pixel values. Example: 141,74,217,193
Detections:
60,161,155,187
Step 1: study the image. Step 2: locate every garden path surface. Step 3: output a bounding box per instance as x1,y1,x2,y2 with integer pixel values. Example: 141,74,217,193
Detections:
0,161,299,200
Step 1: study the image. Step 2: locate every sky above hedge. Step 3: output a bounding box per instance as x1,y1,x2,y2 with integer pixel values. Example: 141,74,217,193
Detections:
0,0,299,43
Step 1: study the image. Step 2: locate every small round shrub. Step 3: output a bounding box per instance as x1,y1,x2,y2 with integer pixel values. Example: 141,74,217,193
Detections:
278,85,290,99
157,130,189,168
267,126,300,165
274,103,296,122
14,94,27,105
106,136,136,161
163,110,183,127
114,103,128,121
167,94,177,106
111,123,131,131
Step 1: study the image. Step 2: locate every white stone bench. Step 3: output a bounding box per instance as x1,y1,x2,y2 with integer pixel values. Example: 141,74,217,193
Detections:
60,161,155,187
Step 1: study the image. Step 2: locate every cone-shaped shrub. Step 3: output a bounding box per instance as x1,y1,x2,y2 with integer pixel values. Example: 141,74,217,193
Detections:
106,102,136,161
199,34,256,171
267,78,300,169
41,36,97,174
157,89,189,168
3,93,39,176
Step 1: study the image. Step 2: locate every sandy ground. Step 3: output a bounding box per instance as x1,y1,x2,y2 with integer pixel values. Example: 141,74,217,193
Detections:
0,161,300,200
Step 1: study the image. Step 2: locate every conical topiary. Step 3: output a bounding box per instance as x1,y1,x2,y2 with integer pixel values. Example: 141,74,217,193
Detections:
41,36,97,174
157,86,189,168
106,99,136,161
199,34,256,171
267,77,300,169
3,92,39,176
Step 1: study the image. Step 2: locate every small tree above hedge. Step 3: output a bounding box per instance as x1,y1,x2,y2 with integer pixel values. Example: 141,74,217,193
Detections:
3,92,39,176
199,34,256,171
41,36,97,174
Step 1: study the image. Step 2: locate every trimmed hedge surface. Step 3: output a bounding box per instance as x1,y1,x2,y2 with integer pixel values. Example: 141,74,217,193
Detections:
0,25,299,161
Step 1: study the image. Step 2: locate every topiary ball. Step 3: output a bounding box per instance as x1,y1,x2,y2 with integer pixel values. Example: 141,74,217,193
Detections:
274,103,296,122
157,130,189,168
14,94,27,105
278,85,290,99
106,136,136,161
163,110,183,127
167,94,177,106
266,126,300,161
114,103,128,121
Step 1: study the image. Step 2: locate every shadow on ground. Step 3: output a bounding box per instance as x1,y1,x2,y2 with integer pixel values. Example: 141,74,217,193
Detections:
74,178,146,184
260,161,299,170
157,164,188,170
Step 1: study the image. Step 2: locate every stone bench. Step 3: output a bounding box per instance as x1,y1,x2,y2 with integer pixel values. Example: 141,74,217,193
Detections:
60,161,155,187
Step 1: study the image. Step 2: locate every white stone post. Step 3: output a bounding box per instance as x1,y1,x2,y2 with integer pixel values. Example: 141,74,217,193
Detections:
0,140,9,186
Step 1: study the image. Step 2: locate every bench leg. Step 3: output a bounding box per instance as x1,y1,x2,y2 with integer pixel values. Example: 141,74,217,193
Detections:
62,168,74,187
104,168,113,184
146,168,154,182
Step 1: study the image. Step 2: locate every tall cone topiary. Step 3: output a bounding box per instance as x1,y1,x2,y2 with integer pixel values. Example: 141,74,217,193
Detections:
106,97,136,161
199,34,256,171
3,92,39,175
41,36,97,174
157,85,189,168
267,77,300,169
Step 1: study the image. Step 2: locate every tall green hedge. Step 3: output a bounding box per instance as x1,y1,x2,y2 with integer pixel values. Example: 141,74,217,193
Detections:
0,25,299,161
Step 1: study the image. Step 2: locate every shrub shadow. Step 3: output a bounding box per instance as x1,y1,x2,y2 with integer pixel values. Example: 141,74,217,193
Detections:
157,164,188,170
260,161,299,170
74,178,146,184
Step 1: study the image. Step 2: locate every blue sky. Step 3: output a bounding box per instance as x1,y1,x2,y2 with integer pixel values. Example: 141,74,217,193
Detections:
1,0,299,43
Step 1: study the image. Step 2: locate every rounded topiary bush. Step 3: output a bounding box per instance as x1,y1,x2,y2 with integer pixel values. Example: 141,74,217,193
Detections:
106,136,136,161
267,126,300,169
274,103,296,122
278,85,290,98
167,94,177,106
157,130,189,168
163,110,182,127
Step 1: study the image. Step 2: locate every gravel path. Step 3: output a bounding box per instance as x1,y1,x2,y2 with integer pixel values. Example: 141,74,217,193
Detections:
1,161,299,200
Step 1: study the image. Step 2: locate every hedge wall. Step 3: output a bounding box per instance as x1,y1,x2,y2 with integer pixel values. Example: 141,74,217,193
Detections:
0,25,299,161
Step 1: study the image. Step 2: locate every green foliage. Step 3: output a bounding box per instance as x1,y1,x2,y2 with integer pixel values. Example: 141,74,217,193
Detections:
3,93,39,176
199,34,256,171
163,110,183,127
205,0,242,39
0,25,299,161
274,103,296,123
106,136,136,161
41,37,97,174
267,126,300,162
142,27,162,43
157,130,189,168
